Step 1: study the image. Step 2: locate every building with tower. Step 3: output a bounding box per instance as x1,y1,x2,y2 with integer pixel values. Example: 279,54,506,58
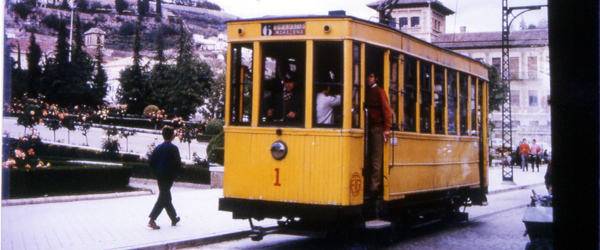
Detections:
368,0,551,149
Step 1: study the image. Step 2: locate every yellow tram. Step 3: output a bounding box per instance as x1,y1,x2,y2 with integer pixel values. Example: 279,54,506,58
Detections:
219,12,489,238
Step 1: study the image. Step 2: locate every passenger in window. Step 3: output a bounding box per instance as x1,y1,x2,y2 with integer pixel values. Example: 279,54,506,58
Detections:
316,84,341,124
366,72,392,203
267,73,302,122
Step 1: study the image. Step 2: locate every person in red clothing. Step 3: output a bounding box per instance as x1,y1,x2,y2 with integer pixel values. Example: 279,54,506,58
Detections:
519,138,531,171
366,72,392,201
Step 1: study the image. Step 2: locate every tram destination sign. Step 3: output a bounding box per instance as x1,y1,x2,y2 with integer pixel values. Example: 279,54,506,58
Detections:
262,23,306,36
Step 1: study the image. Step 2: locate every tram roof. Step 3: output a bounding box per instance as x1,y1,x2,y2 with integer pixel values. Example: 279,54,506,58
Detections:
227,15,489,77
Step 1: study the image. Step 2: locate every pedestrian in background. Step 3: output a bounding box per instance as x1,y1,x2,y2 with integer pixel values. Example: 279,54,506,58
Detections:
519,138,531,171
529,139,542,172
148,126,181,229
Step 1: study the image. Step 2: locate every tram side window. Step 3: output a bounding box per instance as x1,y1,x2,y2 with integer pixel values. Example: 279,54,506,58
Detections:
403,56,417,132
260,42,306,127
470,76,477,136
433,66,445,134
478,81,483,135
314,41,343,127
420,62,432,134
352,43,361,128
459,73,469,136
447,69,457,135
229,43,253,125
389,53,400,130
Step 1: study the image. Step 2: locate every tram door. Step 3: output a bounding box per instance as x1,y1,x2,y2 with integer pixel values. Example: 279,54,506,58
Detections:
362,45,387,199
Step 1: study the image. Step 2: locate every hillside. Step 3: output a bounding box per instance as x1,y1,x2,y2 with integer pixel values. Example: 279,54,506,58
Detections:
5,0,238,62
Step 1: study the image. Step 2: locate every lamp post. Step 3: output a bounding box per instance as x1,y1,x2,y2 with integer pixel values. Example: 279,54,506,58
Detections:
501,0,546,183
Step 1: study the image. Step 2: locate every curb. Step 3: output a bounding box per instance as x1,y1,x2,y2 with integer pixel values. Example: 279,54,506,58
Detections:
488,182,545,195
1,189,153,206
127,226,281,250
130,178,211,189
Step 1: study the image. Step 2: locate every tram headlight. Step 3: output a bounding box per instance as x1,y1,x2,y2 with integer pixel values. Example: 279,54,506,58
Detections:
270,140,288,160
324,25,331,33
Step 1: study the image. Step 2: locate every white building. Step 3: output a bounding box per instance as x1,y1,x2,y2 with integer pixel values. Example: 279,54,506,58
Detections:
433,29,551,145
367,0,552,146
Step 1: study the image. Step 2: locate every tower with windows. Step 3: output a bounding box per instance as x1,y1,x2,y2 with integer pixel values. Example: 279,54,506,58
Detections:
367,0,454,42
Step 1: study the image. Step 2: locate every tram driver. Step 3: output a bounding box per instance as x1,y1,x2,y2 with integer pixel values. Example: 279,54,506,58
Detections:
266,73,303,122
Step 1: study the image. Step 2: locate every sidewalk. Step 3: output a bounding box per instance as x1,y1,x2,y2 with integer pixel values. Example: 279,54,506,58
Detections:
1,164,547,250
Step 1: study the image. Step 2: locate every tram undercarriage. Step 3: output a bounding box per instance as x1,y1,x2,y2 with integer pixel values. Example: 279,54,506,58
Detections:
219,187,487,241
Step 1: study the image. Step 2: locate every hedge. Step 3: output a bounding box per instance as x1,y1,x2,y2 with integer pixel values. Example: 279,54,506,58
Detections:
6,166,132,198
127,163,210,184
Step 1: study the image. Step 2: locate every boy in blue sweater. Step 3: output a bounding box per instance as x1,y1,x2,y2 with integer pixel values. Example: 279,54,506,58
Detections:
148,126,182,229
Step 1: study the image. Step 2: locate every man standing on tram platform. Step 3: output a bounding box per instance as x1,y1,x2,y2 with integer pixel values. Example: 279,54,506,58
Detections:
366,72,392,202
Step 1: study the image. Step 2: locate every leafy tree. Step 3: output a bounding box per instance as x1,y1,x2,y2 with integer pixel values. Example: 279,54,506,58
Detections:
41,14,62,31
137,0,149,17
167,22,212,119
26,32,42,98
89,2,102,14
13,2,33,20
39,19,94,107
200,73,225,120
76,0,89,12
487,64,504,112
115,0,128,14
60,0,70,10
10,58,28,104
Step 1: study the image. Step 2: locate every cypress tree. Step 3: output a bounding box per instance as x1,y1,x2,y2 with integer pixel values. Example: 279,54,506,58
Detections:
92,36,108,107
119,23,148,114
26,32,42,98
167,22,211,119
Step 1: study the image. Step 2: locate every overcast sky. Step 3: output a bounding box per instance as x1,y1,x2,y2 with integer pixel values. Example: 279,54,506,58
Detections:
213,0,548,33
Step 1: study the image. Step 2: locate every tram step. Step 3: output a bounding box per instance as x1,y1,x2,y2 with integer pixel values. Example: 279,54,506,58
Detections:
365,219,392,229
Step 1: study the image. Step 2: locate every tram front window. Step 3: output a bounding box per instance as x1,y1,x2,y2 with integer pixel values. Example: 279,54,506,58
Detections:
260,42,306,127
229,43,253,125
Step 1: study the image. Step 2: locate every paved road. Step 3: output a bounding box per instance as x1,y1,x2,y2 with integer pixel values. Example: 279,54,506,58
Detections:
184,186,547,249
2,117,209,161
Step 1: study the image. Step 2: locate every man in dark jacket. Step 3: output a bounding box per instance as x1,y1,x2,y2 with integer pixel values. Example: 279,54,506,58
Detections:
267,73,303,122
148,126,181,229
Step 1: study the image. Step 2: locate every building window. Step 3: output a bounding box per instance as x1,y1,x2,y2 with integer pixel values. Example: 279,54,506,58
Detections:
399,17,408,28
530,121,539,126
529,90,538,107
411,17,420,27
509,57,519,79
511,90,520,106
492,58,501,73
528,56,537,79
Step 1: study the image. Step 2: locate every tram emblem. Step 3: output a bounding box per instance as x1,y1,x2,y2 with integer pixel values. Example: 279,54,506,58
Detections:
262,22,305,36
350,172,361,197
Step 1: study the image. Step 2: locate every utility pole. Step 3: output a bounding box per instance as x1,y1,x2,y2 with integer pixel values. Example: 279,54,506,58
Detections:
69,0,74,61
501,1,546,183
